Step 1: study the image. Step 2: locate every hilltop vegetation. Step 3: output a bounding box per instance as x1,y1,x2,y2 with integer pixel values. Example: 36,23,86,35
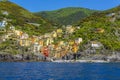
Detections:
0,1,55,35
73,6,120,51
34,7,97,25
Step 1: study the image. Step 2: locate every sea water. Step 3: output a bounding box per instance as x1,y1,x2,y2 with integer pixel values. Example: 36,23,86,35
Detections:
0,62,120,80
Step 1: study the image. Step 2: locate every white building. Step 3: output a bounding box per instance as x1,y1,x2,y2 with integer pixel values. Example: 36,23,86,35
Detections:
33,42,41,53
20,33,29,39
75,38,83,44
2,11,9,16
0,20,7,28
9,26,15,31
106,13,116,17
27,23,41,27
91,41,103,49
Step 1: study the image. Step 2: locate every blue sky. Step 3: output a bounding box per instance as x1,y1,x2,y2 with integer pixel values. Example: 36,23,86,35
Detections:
10,0,120,12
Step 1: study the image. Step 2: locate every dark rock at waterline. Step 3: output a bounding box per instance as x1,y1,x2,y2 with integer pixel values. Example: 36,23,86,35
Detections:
0,53,46,62
62,53,81,60
0,51,120,62
107,52,120,62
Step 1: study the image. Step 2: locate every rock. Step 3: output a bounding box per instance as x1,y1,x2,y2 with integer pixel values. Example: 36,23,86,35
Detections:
0,53,48,62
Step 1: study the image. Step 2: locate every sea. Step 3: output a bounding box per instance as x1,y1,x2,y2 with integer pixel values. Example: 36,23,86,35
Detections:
0,62,120,80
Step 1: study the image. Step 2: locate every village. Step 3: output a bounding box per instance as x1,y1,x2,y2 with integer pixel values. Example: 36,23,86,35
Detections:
0,20,82,59
0,10,106,60
1,10,120,62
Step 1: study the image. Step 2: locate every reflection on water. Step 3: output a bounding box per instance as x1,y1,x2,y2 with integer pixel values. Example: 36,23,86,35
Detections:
0,62,120,80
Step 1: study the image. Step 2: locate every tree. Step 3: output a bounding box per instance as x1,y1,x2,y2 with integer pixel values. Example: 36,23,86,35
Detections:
0,0,8,2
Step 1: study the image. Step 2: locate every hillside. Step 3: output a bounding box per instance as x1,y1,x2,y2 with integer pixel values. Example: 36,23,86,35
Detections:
0,1,58,55
34,7,97,25
0,1,54,35
73,6,120,51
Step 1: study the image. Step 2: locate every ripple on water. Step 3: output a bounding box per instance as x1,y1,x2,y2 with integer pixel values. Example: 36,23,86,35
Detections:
0,62,120,80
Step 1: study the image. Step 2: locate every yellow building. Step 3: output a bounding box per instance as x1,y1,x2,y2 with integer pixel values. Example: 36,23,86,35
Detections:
19,39,31,47
72,44,79,53
52,31,57,38
66,25,75,34
69,40,74,45
14,30,23,36
59,41,64,46
30,36,38,44
56,29,63,34
39,40,44,46
46,38,53,46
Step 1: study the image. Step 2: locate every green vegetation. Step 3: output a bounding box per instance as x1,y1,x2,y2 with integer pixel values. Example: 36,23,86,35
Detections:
73,6,120,51
0,0,8,2
0,40,19,54
34,7,97,25
0,1,55,35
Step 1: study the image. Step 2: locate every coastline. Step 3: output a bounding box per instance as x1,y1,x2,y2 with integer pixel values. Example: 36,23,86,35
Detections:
0,52,120,63
52,59,109,63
